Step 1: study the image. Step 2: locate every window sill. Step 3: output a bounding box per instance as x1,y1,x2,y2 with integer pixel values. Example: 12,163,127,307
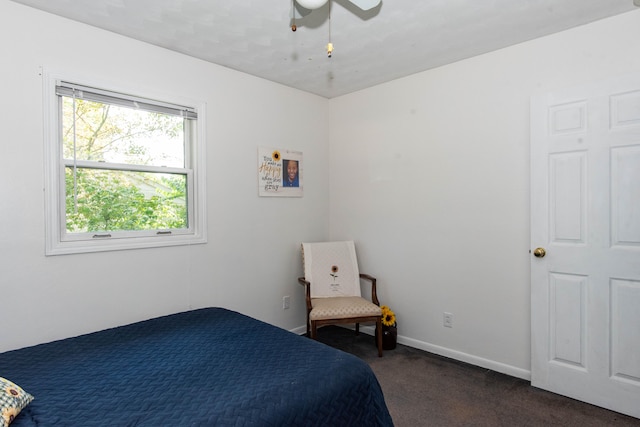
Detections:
45,233,207,256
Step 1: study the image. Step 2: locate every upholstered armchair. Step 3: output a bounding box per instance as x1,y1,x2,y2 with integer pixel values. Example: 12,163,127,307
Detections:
298,241,383,357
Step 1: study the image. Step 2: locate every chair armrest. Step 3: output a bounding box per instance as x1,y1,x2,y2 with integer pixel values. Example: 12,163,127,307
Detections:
298,277,312,310
359,273,380,306
359,273,376,282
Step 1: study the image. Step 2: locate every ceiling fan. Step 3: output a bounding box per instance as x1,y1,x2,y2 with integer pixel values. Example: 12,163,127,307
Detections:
294,0,380,12
291,0,381,23
290,0,381,56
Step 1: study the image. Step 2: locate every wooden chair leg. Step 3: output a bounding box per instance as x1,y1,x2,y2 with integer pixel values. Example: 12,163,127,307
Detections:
355,323,360,335
376,319,383,357
311,321,318,339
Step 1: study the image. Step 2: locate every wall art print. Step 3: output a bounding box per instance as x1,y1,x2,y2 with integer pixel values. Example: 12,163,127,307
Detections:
258,146,303,197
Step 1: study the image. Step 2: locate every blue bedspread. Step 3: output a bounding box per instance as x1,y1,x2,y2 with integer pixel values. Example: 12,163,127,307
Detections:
0,308,393,426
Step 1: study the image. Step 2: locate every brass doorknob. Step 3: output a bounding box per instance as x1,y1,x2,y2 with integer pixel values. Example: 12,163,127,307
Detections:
533,247,546,258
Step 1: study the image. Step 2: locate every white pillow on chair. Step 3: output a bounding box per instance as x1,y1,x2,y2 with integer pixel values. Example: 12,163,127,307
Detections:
302,241,361,298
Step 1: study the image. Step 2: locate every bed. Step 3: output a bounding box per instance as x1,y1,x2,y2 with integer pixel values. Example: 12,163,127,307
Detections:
0,307,393,426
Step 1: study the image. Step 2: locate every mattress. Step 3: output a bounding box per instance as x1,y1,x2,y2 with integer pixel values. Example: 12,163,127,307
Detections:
0,307,393,426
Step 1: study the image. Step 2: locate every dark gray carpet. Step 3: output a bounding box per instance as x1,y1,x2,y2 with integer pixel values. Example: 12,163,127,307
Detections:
314,326,640,427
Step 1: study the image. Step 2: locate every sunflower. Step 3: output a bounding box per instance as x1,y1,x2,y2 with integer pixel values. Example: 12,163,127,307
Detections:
381,306,396,327
271,150,281,162
4,384,20,397
330,265,339,281
2,406,18,425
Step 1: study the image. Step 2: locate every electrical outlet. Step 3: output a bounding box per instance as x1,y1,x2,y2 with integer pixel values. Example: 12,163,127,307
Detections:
443,312,453,328
282,295,290,310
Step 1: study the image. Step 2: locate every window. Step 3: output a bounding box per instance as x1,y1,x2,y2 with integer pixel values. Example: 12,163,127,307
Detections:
44,76,206,255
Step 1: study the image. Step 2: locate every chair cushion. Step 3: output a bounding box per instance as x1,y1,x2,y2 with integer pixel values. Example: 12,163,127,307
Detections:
310,297,382,321
302,241,361,298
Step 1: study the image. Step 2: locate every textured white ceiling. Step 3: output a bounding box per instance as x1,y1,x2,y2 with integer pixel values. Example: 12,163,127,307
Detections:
10,0,639,98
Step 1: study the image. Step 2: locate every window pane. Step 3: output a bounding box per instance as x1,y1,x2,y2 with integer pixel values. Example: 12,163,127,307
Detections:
65,167,188,233
61,97,185,168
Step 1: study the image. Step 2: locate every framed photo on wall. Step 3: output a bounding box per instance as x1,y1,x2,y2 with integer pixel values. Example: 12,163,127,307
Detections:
258,147,303,197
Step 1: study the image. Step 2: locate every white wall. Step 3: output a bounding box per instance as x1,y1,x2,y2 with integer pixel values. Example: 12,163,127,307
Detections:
328,10,640,378
0,0,329,352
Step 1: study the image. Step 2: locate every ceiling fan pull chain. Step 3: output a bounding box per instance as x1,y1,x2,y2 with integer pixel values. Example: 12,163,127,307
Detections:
291,0,297,31
326,0,333,57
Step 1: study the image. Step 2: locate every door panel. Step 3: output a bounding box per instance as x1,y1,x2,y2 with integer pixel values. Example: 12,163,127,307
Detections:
611,279,640,384
549,152,586,243
549,273,586,368
531,74,640,419
611,146,640,245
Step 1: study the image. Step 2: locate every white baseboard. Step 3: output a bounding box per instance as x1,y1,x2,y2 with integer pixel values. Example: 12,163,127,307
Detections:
296,324,531,381
289,325,307,335
398,335,531,381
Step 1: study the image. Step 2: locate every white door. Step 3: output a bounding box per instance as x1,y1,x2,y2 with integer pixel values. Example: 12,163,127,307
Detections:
531,74,640,419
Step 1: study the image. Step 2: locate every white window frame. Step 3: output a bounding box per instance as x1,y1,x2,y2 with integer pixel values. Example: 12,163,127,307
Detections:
43,70,207,255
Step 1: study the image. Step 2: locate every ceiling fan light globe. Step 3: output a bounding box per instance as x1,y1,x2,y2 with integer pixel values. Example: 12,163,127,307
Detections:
296,0,328,10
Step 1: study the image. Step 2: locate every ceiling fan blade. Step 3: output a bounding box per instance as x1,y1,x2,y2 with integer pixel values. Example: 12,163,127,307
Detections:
291,1,312,19
347,0,381,11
